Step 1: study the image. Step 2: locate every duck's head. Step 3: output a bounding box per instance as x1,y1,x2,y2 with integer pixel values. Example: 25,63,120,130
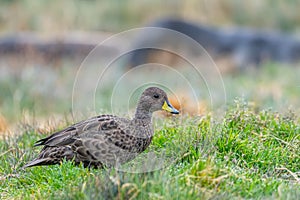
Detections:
137,87,179,114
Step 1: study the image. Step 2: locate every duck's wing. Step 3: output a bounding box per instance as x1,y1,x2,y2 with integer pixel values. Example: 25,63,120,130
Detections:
34,114,120,147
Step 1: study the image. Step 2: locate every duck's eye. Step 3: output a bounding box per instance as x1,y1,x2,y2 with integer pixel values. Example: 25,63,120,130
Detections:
153,94,160,99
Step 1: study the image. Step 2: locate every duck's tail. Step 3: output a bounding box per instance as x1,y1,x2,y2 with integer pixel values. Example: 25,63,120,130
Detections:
22,158,54,169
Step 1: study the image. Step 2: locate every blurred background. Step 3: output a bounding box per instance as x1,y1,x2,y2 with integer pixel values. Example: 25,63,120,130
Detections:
1,0,300,132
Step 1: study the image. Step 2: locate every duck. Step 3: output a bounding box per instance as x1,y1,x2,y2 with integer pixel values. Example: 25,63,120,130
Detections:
23,87,179,168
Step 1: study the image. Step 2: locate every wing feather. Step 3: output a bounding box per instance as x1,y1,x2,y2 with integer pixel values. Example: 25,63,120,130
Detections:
34,115,120,147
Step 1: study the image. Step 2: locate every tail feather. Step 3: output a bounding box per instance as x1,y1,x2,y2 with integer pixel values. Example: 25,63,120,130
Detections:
23,146,75,169
23,158,53,168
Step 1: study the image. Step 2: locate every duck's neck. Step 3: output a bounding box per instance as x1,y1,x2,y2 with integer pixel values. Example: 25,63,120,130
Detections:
132,105,154,138
134,106,152,124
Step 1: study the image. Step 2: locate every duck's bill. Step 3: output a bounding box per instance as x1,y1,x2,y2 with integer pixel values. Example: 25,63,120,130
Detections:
162,100,179,114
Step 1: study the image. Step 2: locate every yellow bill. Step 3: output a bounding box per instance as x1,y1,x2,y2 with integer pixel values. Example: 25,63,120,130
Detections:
162,100,179,114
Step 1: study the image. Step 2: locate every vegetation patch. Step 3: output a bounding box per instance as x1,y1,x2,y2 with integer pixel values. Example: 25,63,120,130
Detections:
1,101,299,199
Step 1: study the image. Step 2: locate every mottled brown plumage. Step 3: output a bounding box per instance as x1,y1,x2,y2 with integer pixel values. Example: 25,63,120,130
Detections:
24,87,179,168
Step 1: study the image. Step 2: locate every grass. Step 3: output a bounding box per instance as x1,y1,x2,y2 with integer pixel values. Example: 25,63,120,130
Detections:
0,100,299,199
